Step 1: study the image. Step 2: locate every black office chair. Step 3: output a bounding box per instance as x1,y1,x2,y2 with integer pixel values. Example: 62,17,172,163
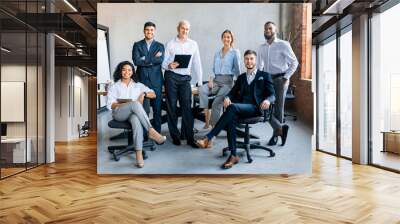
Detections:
78,121,90,138
192,81,217,122
284,84,297,122
222,105,276,163
107,120,155,161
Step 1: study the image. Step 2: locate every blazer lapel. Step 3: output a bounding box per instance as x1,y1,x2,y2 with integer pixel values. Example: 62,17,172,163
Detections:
254,70,262,104
148,41,156,54
254,70,262,82
141,39,149,55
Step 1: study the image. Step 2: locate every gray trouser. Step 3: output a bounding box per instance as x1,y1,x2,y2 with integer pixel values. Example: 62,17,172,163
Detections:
269,77,289,132
112,101,152,150
199,75,233,126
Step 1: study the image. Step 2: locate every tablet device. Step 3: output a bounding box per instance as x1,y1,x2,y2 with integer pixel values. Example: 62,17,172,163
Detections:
117,98,132,103
173,54,191,68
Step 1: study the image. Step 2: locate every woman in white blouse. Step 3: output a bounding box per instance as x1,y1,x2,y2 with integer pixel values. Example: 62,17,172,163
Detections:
107,61,166,168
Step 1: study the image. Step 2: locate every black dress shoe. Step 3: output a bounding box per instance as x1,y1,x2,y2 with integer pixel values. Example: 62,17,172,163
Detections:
267,136,278,146
280,125,289,146
172,137,181,146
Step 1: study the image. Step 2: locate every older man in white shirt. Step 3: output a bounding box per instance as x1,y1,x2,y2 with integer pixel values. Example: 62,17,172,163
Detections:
257,21,298,147
162,20,203,148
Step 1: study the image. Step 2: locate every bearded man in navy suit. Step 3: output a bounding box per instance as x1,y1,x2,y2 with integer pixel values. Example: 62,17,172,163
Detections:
196,50,276,169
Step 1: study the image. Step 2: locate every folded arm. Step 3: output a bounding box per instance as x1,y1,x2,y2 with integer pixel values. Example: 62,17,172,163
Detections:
132,42,151,67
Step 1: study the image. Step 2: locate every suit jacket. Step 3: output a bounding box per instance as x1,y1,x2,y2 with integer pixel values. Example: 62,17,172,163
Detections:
226,70,275,108
132,39,165,89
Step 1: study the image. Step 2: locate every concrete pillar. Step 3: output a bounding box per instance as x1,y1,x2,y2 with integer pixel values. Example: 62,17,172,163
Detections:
352,14,369,164
46,33,55,163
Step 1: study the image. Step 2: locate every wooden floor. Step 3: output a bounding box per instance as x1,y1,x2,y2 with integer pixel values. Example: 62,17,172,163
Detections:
1,134,400,224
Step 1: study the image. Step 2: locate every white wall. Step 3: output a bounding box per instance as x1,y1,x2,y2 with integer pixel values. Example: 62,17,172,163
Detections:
1,65,41,137
1,64,46,164
54,66,89,141
98,3,282,81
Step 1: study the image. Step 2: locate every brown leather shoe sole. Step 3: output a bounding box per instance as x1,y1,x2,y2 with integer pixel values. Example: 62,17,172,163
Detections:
222,156,239,169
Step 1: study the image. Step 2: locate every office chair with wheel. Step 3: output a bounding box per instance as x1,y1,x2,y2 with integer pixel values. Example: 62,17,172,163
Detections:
107,120,155,162
222,104,276,163
284,84,297,122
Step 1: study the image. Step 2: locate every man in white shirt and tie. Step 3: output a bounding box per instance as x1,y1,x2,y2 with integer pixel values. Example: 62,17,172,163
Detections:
257,21,298,146
162,20,203,148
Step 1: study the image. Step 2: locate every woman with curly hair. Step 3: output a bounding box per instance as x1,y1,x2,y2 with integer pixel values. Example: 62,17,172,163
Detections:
107,61,166,168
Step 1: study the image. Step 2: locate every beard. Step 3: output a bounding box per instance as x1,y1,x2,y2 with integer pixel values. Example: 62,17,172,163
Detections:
264,33,274,40
246,65,255,70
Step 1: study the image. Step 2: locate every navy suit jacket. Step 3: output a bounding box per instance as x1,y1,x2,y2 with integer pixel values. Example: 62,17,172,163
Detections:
226,70,276,108
132,39,165,89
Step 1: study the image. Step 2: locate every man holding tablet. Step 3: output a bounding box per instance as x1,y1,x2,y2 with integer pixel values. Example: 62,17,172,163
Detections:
162,20,203,148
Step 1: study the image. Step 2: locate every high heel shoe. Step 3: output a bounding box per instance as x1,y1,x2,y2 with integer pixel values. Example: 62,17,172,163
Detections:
267,135,278,146
195,137,213,148
148,128,167,145
135,151,144,168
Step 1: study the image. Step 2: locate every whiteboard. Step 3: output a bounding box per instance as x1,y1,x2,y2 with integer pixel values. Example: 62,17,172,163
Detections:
97,28,111,84
1,82,25,122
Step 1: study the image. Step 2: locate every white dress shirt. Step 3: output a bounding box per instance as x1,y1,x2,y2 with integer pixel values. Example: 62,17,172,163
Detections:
106,80,154,110
145,39,153,51
257,38,298,79
246,69,257,84
162,37,203,85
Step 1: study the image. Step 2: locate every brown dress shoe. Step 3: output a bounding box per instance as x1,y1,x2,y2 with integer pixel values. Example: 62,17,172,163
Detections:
195,138,213,148
222,155,240,169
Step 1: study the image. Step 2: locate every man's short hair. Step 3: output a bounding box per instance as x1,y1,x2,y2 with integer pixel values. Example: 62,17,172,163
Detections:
144,21,156,29
264,21,276,27
244,50,257,57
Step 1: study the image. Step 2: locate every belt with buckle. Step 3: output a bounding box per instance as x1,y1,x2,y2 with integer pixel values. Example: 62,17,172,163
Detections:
271,73,285,79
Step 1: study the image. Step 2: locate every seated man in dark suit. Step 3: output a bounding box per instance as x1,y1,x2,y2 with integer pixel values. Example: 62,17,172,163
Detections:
196,50,275,169
132,21,165,133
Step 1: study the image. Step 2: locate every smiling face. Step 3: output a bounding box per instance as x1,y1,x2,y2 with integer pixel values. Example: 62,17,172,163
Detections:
177,22,190,40
221,32,233,47
121,64,133,80
144,26,155,40
244,53,257,70
264,23,277,40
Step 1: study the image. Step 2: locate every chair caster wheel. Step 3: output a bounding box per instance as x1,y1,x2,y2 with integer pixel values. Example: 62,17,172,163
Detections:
150,146,156,151
143,151,148,160
114,155,120,161
270,152,275,157
222,150,228,157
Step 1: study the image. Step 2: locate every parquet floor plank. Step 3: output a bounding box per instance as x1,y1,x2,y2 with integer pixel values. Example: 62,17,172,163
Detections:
1,134,400,223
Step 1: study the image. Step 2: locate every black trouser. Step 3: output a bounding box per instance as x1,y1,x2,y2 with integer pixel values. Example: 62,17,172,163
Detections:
206,103,260,156
143,86,162,133
164,71,195,143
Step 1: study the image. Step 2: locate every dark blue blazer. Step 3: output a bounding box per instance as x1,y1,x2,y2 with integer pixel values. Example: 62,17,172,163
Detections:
132,39,165,89
226,70,276,107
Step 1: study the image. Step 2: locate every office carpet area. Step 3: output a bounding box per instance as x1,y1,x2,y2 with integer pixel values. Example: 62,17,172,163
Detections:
97,111,312,174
